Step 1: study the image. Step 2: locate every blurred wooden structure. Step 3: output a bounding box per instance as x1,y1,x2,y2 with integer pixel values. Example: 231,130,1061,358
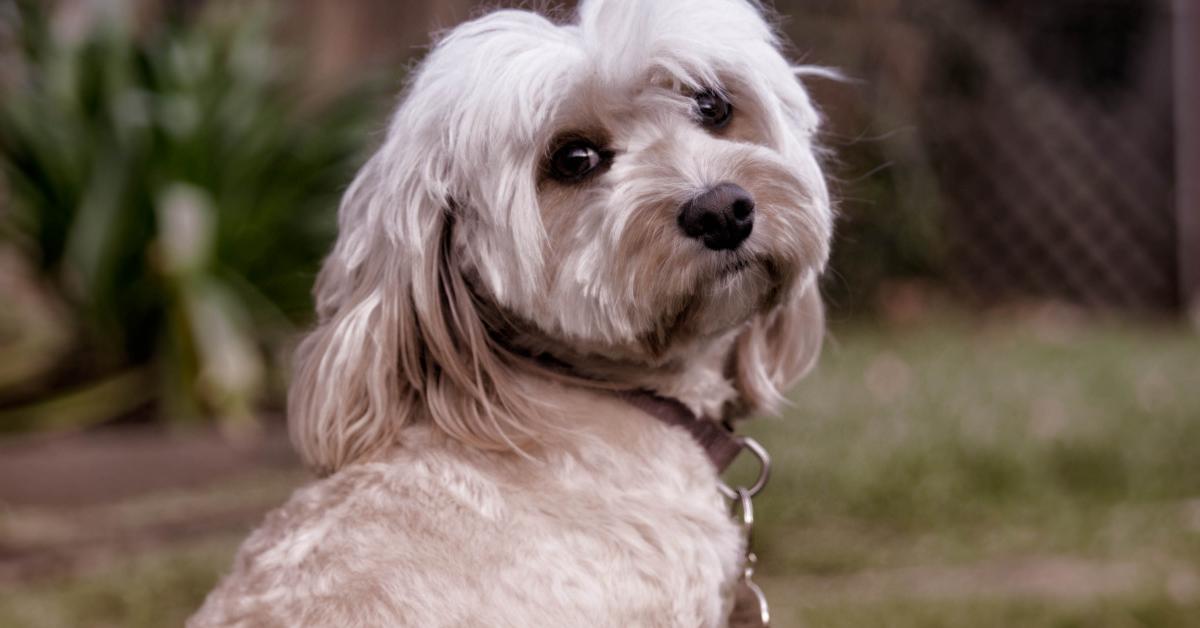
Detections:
283,0,479,94
1176,0,1200,324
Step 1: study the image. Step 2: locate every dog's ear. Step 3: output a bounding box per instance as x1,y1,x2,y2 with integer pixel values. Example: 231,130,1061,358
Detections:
728,276,825,417
287,12,568,475
288,149,544,476
286,152,423,476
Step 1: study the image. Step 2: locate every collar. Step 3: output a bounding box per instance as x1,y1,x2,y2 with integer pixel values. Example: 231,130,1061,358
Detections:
483,336,748,473
614,389,745,473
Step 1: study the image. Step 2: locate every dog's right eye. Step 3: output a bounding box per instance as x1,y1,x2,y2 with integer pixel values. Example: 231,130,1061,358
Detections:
549,140,606,182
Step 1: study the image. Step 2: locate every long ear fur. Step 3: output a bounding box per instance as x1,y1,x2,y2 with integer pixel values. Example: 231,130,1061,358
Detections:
288,10,573,475
288,147,544,477
728,277,825,417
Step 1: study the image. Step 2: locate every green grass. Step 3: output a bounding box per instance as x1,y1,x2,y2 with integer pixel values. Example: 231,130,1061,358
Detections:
0,537,239,628
1,314,1198,627
775,595,1200,628
740,314,1200,626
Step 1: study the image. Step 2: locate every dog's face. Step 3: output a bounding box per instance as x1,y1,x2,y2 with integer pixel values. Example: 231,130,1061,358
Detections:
528,66,828,360
441,2,833,364
290,0,833,473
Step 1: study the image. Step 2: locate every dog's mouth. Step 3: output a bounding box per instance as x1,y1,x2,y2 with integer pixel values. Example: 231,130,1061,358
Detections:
718,257,753,277
708,253,790,307
713,253,783,287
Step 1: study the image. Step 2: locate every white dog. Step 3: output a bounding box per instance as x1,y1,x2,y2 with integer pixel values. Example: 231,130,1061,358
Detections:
190,0,832,625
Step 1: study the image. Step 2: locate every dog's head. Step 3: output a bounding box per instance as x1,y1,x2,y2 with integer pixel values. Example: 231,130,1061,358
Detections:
291,0,834,474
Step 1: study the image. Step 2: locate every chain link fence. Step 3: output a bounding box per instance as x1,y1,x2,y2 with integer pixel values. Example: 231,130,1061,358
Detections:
778,0,1186,312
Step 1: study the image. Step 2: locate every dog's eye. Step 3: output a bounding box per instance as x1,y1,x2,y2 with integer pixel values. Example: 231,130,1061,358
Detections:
694,90,733,128
549,140,605,182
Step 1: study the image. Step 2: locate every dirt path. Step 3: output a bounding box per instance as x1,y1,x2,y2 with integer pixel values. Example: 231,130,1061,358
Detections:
0,426,304,583
0,424,297,507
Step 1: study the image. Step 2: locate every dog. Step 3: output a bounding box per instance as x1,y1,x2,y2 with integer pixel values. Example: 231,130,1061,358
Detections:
189,0,832,625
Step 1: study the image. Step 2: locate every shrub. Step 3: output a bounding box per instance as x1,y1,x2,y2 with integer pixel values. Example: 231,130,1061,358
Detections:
0,1,379,431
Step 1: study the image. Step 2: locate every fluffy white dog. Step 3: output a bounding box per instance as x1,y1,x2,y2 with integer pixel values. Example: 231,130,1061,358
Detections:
190,0,832,625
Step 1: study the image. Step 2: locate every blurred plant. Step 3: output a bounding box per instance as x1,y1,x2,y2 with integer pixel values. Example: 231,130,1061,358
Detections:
770,6,951,319
821,126,948,319
0,0,379,433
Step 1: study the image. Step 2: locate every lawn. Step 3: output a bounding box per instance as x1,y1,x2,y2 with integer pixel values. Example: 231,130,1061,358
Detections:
748,313,1200,626
2,312,1198,627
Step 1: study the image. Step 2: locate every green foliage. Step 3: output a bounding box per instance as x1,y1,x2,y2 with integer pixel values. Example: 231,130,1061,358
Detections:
821,131,947,316
0,1,378,429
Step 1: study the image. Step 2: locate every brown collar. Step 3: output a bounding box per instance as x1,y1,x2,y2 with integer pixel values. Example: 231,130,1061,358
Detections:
615,390,745,473
495,345,746,472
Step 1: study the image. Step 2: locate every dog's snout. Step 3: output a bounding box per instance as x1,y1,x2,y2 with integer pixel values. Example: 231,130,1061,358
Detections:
677,182,755,251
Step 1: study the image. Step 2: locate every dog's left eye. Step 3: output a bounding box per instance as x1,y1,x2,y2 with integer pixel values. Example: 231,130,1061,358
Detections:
694,90,733,128
549,140,606,182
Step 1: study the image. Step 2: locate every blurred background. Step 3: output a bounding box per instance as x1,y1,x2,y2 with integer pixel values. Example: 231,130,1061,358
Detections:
0,0,1197,626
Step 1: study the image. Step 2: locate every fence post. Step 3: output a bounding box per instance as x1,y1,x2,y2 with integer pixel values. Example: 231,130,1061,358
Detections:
1177,0,1200,326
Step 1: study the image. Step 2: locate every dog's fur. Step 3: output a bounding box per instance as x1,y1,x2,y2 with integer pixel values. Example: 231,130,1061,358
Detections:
190,0,832,625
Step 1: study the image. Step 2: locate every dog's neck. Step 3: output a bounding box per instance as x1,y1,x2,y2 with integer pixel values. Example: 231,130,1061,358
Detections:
513,324,739,417
625,332,740,418
467,274,745,420
493,325,743,420
510,329,743,420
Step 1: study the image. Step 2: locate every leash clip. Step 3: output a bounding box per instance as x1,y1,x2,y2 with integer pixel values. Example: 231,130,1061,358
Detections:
718,435,771,500
721,437,772,627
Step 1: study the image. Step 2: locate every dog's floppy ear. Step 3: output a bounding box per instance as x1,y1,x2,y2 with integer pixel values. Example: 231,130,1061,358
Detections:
728,277,825,417
286,150,426,476
287,12,568,475
288,145,543,476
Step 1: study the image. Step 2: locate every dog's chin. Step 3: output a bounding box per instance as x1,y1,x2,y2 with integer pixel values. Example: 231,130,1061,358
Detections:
684,255,785,338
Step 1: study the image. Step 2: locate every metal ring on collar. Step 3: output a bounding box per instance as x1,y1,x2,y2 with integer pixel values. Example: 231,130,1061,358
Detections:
718,435,772,500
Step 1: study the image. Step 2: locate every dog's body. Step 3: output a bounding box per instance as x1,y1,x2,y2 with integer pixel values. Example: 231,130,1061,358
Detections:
191,0,832,625
191,385,742,626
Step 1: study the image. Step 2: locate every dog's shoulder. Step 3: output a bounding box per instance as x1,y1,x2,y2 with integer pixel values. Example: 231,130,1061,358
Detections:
190,423,744,627
188,444,519,626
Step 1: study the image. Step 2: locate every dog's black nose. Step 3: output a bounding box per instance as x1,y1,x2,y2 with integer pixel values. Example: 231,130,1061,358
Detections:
677,182,755,251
